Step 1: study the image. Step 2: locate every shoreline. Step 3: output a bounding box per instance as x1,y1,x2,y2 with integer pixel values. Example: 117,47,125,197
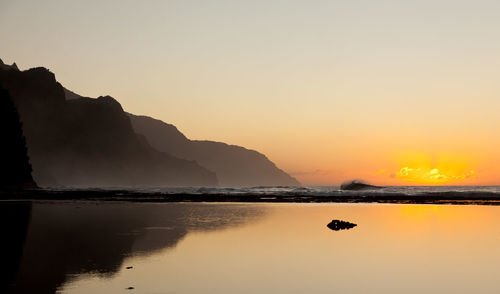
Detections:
2,189,500,205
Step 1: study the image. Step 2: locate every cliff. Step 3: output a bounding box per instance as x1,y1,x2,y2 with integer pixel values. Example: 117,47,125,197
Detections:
0,65,217,187
0,86,37,189
128,114,300,187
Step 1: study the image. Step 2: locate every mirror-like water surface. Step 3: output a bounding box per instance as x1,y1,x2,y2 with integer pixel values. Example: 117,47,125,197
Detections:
4,202,500,294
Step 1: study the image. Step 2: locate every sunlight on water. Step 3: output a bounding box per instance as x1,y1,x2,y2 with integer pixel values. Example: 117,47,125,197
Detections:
57,203,500,294
4,202,500,294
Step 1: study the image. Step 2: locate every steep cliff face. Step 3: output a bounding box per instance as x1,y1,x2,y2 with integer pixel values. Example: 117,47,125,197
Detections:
0,66,217,187
129,114,300,187
0,86,37,189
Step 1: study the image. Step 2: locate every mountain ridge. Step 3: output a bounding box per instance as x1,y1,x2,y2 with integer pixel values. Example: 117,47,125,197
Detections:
0,64,217,187
60,79,299,187
1,59,298,188
128,114,300,187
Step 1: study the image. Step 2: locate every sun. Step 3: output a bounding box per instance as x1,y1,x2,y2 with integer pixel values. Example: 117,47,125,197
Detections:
380,151,478,185
395,166,475,184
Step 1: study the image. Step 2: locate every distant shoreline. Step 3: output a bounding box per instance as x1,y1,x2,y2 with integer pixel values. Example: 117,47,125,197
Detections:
2,189,500,205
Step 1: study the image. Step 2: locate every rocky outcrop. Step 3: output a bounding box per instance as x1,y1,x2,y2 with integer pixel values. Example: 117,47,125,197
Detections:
327,219,357,231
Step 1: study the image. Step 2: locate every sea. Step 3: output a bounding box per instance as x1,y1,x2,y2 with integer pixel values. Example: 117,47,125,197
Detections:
129,185,500,197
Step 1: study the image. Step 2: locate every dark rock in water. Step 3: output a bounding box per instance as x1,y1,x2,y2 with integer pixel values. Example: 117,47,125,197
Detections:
340,180,382,191
126,266,133,269
327,219,357,231
126,286,134,290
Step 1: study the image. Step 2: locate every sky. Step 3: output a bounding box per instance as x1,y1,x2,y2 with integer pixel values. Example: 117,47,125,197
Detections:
1,0,499,185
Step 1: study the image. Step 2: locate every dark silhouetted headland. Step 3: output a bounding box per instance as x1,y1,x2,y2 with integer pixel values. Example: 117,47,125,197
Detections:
0,58,299,188
59,70,299,187
128,114,300,187
0,61,216,188
0,83,37,189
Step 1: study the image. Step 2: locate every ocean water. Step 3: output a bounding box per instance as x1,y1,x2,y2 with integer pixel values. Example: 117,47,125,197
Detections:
131,185,500,197
4,201,500,294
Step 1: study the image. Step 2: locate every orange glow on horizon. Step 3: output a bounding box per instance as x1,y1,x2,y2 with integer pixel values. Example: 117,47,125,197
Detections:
373,151,479,185
393,166,475,184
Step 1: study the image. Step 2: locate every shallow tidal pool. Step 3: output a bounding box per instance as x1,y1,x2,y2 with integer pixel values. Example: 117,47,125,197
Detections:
4,201,500,294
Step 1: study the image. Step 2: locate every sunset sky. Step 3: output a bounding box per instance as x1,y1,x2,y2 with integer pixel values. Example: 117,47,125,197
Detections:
1,0,499,185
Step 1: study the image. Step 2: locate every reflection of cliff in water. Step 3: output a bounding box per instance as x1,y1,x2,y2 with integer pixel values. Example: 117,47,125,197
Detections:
0,202,32,294
6,202,266,294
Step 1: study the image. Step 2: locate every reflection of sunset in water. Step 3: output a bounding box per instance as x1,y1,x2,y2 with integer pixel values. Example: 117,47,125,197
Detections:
62,203,500,294
400,204,443,216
